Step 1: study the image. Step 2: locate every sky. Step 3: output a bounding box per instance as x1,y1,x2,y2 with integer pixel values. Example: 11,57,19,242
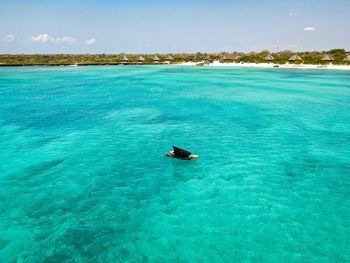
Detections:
0,0,349,54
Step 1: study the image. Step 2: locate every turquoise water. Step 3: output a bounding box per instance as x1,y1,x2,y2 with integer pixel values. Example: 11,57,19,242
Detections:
0,66,349,262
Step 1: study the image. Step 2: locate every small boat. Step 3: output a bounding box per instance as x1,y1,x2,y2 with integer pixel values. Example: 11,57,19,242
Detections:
165,146,199,160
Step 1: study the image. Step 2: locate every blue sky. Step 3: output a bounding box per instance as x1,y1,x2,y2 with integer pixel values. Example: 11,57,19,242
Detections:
1,0,349,54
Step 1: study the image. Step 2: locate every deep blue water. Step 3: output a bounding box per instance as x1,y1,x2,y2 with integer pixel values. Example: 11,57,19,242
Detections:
0,66,349,262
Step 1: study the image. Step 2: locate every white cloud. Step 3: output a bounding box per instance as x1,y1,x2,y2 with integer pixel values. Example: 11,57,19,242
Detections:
31,34,76,44
3,34,16,42
288,12,298,17
304,27,316,32
85,38,96,45
31,33,54,43
56,36,76,44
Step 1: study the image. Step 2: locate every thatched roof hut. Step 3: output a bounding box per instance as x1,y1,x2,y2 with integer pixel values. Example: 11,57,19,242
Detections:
203,56,211,65
220,55,229,61
288,54,302,61
343,54,350,62
138,56,145,62
321,54,333,61
264,54,274,61
223,54,241,61
152,56,160,62
188,54,195,61
165,55,173,61
120,55,129,62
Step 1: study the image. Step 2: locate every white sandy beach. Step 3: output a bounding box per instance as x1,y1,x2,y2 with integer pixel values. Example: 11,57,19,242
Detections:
178,61,350,70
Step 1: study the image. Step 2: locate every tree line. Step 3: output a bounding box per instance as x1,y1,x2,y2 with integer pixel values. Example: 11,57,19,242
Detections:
0,49,349,66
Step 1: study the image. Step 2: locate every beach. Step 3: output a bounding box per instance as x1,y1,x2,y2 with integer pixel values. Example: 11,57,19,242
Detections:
178,60,350,70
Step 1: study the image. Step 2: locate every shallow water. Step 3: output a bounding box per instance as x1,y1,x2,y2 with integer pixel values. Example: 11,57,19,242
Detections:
0,66,349,262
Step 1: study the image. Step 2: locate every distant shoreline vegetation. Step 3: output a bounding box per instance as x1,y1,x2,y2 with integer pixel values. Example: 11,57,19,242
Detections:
0,49,349,66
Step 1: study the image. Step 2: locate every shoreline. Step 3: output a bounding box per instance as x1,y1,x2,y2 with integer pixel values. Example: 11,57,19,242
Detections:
177,61,350,71
1,61,350,70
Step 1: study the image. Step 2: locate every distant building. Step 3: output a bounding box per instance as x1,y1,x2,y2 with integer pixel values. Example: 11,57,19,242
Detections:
321,54,334,63
138,56,145,62
288,54,302,62
120,55,129,63
204,56,211,65
224,54,241,62
153,56,160,63
165,55,173,62
264,54,274,62
188,54,195,61
232,55,241,61
220,55,229,62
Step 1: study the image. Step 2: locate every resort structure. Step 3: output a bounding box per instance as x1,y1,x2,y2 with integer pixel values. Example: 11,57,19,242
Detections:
288,54,303,63
120,55,129,63
220,55,229,63
188,54,195,61
264,54,274,62
204,56,211,64
321,54,334,64
165,55,173,62
232,55,241,61
153,56,160,63
138,56,145,63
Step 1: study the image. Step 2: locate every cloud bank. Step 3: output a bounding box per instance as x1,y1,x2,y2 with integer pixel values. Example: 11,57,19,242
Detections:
31,34,76,44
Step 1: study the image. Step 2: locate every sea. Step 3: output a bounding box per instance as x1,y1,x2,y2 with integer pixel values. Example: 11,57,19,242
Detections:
0,65,349,262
